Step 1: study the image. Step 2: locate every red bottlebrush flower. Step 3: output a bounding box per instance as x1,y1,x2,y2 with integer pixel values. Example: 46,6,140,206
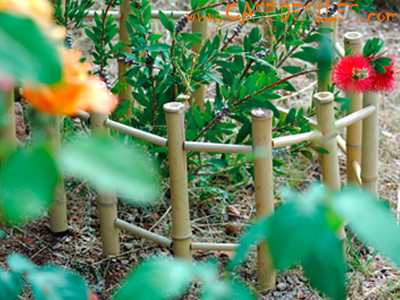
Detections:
332,55,375,93
370,56,398,93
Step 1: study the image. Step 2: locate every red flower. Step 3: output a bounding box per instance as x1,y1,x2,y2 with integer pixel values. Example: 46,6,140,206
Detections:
332,55,375,93
370,56,398,93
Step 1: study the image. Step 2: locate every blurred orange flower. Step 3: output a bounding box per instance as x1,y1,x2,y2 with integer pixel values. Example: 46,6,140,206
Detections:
23,50,118,116
0,0,53,21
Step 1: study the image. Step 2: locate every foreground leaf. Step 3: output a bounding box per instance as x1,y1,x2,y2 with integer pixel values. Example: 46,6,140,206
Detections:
302,229,346,300
0,147,58,223
332,188,400,266
0,270,22,300
27,266,89,300
58,137,159,203
115,259,195,300
0,13,61,84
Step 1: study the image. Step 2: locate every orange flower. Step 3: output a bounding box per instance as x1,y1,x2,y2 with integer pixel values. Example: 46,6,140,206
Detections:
0,0,53,21
23,50,118,116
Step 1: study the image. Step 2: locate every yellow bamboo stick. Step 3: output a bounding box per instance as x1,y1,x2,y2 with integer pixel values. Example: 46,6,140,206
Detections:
164,103,192,259
251,108,276,291
361,92,379,195
314,92,344,240
48,115,68,233
90,112,120,255
344,32,363,186
191,19,207,110
314,92,340,190
118,0,133,118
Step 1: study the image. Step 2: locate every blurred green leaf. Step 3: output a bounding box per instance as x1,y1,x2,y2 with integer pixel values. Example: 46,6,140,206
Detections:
7,254,36,273
0,147,58,224
0,270,22,300
302,229,345,300
58,137,159,202
228,218,269,271
0,13,61,84
115,258,195,300
332,188,400,266
27,266,89,300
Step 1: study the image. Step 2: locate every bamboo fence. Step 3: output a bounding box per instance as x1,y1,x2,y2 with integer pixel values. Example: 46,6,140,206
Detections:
6,2,379,291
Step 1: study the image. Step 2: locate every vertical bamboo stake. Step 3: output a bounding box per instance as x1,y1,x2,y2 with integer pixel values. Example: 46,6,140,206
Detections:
90,112,120,255
191,20,207,110
0,90,17,155
314,92,340,190
361,92,379,196
344,32,363,185
164,103,192,259
118,0,133,118
314,92,344,239
251,108,276,291
263,0,279,47
48,116,68,233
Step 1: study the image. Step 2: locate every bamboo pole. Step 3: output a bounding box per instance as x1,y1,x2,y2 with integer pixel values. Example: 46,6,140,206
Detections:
118,0,133,119
90,112,120,255
314,92,340,190
191,19,207,110
361,92,379,195
251,108,276,290
48,116,68,233
344,32,363,186
263,0,279,47
314,92,344,239
115,219,172,247
0,90,17,156
191,242,257,251
164,103,192,259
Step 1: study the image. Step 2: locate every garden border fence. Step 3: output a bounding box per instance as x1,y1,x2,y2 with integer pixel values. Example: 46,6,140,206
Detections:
39,3,380,291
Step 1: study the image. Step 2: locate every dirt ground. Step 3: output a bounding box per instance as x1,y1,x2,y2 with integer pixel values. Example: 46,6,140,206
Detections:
1,2,400,300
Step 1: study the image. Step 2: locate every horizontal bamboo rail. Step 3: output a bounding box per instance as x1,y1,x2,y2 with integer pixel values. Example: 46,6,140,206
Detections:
76,105,375,154
335,42,345,58
277,106,347,154
115,219,172,248
191,242,257,251
185,141,252,154
115,219,258,251
335,105,376,130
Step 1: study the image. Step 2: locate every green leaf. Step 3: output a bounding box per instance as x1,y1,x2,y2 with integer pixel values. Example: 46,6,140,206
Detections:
0,147,58,223
302,229,345,300
181,32,202,44
7,254,36,273
115,258,195,300
137,43,170,52
0,13,61,84
235,120,251,144
228,218,269,271
158,11,174,33
332,188,400,266
58,137,159,202
0,270,22,300
27,266,89,300
0,229,4,239
282,66,303,74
